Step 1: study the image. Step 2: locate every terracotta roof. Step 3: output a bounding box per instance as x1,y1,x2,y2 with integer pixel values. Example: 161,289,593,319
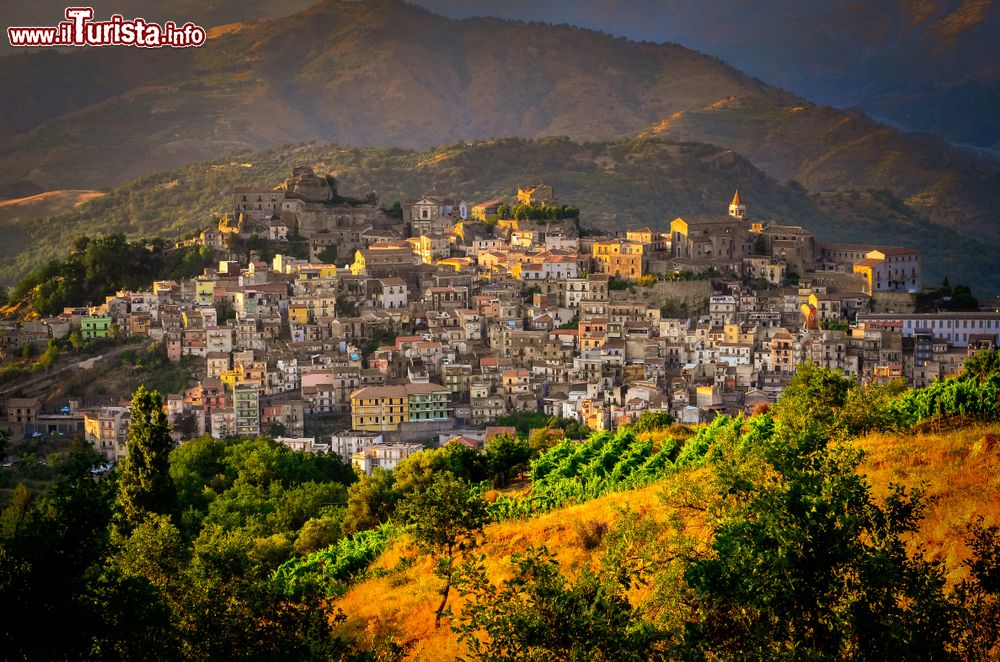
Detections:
731,190,743,206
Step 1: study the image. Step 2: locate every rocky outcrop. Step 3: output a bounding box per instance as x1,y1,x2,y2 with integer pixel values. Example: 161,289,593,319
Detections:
283,167,334,203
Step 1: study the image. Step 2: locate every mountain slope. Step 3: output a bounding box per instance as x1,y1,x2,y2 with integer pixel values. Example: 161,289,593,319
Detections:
0,0,996,246
418,0,1000,150
6,137,999,295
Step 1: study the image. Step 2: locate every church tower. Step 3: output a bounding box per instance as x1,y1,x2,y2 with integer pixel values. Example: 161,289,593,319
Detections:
728,190,746,220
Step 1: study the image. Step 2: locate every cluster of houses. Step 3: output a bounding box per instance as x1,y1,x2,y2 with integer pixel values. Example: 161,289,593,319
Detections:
3,168,998,472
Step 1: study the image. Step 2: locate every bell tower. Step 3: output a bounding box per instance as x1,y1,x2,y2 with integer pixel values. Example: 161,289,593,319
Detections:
728,190,746,220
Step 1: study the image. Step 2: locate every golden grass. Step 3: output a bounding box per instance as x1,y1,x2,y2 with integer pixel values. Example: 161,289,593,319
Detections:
854,422,1000,582
336,423,1000,658
206,23,249,39
335,484,666,660
0,189,103,226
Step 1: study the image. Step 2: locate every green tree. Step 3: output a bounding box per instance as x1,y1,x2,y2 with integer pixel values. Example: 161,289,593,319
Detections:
0,429,9,465
35,338,59,371
316,244,338,264
960,349,1000,383
770,362,852,434
527,425,566,455
394,447,452,496
0,446,120,659
683,421,957,659
293,515,343,555
68,330,85,352
335,294,358,317
342,468,399,535
453,547,664,660
631,411,674,434
953,519,1000,657
441,441,490,484
116,386,177,532
486,433,533,487
398,473,488,625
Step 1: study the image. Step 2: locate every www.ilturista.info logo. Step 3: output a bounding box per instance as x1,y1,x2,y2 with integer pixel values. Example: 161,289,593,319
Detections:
7,7,206,48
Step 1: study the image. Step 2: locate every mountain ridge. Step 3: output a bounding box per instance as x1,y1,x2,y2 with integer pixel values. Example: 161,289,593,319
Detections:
0,0,996,245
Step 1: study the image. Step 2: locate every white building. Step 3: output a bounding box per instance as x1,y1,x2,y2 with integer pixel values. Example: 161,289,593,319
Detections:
858,312,1000,348
352,442,424,476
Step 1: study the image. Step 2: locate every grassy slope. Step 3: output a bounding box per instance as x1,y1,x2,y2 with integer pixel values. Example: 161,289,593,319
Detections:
334,421,1000,658
857,422,1000,582
5,137,999,294
0,190,102,223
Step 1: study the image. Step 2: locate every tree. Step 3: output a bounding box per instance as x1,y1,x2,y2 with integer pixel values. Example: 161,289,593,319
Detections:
631,411,674,434
453,547,664,660
293,515,343,555
35,339,59,371
116,386,177,532
682,421,957,659
398,473,488,625
0,429,9,465
770,362,853,434
441,442,490,484
960,349,1000,383
486,433,533,487
953,519,1000,657
68,331,85,352
316,244,338,264
0,445,120,659
342,468,399,535
335,295,358,317
526,425,566,456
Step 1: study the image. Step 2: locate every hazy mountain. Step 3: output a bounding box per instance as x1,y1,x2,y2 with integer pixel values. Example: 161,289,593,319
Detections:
416,0,1000,151
0,0,997,244
5,0,995,147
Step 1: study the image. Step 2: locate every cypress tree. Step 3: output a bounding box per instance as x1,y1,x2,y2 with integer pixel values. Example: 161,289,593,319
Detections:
115,385,177,531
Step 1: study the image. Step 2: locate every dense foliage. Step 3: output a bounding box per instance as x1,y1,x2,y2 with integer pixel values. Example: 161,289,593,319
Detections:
9,234,214,316
770,356,1000,437
0,405,361,659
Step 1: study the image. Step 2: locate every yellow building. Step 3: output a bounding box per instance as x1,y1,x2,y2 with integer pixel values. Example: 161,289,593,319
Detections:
471,198,503,222
288,303,311,325
625,228,655,245
592,239,644,279
516,184,554,206
350,383,451,432
220,360,267,391
195,278,216,305
437,257,473,272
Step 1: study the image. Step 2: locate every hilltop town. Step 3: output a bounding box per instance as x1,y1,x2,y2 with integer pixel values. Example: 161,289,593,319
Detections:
3,166,997,470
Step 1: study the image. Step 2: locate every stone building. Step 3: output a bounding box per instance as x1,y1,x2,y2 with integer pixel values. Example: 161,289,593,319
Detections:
669,191,751,274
